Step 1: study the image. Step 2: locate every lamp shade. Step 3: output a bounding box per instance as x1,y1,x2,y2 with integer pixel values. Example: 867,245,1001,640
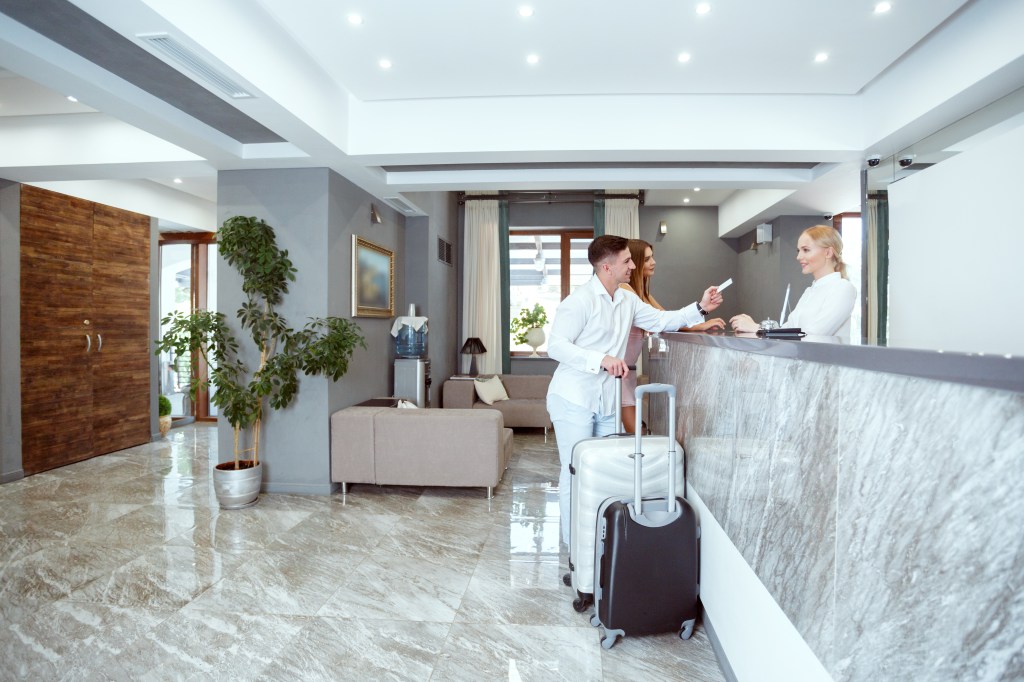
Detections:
460,337,486,355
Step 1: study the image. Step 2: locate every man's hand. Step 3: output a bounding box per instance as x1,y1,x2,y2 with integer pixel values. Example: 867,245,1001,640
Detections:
600,356,629,377
700,286,724,312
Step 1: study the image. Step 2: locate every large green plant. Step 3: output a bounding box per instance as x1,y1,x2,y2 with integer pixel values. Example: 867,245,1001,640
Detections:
156,216,366,468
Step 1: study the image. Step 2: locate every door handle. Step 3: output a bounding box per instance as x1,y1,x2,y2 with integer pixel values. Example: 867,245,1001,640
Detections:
85,334,91,353
97,333,103,352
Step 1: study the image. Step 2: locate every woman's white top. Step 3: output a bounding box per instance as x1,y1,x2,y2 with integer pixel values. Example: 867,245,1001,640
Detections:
784,272,858,338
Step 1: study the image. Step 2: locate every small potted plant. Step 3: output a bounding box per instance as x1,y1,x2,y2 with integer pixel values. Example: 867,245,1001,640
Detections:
510,303,549,357
158,395,172,437
156,215,366,508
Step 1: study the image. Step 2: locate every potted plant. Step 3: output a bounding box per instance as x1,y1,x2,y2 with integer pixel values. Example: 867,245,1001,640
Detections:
510,303,549,357
155,215,366,508
158,395,172,437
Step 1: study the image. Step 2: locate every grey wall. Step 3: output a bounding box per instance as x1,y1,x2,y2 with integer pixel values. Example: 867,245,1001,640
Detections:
0,180,23,483
509,201,593,228
638,205,740,320
734,215,825,324
218,168,401,494
403,191,458,401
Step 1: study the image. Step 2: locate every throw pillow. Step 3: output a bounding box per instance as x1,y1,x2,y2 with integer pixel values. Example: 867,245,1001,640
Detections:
474,375,509,405
397,400,418,409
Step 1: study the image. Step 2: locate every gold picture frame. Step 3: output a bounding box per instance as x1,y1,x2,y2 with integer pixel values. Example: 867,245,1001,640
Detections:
352,235,394,318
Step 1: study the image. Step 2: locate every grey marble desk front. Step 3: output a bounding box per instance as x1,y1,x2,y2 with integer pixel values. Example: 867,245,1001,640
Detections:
648,333,1023,681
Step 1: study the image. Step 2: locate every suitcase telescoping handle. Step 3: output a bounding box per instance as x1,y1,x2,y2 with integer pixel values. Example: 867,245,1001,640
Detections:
632,383,678,515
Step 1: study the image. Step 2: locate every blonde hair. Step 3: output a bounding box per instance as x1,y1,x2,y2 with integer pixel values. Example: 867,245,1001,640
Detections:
802,225,847,279
626,239,663,309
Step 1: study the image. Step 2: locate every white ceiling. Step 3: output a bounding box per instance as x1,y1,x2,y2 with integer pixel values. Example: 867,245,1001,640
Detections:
0,0,1021,235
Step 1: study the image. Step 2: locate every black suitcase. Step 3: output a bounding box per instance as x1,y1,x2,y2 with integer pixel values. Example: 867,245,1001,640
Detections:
590,382,700,649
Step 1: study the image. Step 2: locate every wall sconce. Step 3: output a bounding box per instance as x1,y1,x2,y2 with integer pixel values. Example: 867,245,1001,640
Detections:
370,204,382,224
659,221,668,235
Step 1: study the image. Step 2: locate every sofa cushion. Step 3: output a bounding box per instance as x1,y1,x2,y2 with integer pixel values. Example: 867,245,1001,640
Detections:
474,375,509,405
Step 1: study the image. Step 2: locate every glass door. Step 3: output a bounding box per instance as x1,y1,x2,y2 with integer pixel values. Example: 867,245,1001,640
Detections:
158,243,193,418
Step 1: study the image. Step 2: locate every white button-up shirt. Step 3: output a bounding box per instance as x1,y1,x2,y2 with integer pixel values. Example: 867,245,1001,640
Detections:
547,275,704,416
785,272,858,338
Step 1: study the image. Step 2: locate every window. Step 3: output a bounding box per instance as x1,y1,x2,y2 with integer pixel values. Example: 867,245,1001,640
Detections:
509,229,592,355
834,213,863,343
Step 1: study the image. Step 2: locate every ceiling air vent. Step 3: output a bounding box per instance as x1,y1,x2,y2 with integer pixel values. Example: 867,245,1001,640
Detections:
384,196,418,215
138,33,254,99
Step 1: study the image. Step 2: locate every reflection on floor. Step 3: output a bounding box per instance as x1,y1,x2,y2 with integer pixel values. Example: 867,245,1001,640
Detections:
1,425,724,681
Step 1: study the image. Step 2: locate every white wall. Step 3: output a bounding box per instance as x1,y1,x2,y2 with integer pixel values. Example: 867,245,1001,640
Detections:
888,121,1024,356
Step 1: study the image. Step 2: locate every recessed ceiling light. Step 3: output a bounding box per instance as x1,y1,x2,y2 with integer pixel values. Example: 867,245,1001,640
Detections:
526,54,540,65
173,178,183,184
814,52,829,63
696,2,711,15
683,197,691,203
874,2,892,13
677,52,691,63
693,187,701,192
347,13,363,26
518,6,534,18
379,58,392,69
66,95,78,102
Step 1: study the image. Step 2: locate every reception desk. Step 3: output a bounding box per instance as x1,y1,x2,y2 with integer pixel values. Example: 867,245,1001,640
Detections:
646,333,1023,681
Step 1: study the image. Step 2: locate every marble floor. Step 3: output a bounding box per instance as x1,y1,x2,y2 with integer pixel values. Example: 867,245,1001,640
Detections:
1,425,724,681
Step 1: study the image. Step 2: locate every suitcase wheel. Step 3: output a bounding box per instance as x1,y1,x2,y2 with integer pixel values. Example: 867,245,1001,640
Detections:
589,614,601,628
680,619,695,640
562,572,571,586
600,630,622,649
572,592,593,613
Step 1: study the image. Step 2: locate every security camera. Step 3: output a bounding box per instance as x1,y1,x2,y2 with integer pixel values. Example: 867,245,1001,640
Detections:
866,154,881,167
823,214,833,221
898,155,915,168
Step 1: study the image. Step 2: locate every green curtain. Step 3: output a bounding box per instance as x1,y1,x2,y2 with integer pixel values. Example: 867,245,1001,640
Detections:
593,198,605,237
499,201,511,374
875,195,889,344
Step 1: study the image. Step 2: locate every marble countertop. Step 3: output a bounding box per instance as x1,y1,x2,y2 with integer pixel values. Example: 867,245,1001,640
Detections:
653,331,1024,394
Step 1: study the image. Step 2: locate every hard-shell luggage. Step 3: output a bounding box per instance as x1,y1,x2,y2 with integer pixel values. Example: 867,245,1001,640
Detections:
590,382,700,649
567,376,684,611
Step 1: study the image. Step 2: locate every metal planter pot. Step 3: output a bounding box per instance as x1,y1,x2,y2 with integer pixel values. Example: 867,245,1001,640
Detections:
213,460,262,509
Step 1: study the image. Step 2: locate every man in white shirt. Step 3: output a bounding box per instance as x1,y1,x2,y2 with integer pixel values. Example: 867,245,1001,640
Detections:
546,235,723,547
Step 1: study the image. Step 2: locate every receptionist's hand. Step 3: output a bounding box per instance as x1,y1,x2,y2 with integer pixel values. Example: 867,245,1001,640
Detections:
729,314,759,333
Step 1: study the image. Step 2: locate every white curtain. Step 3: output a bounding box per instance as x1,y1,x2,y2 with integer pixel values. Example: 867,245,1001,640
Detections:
462,200,502,375
604,197,639,240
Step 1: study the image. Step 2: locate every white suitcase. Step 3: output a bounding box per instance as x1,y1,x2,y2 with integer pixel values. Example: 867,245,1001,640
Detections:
567,377,684,611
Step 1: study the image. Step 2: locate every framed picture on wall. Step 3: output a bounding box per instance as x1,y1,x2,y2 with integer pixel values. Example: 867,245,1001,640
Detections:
352,235,394,317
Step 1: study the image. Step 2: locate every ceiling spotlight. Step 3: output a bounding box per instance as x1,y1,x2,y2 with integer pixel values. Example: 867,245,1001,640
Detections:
815,52,829,63
347,13,363,25
693,187,701,192
659,221,668,235
518,6,534,17
874,2,892,13
683,198,691,203
379,58,392,69
66,95,78,102
526,54,540,65
173,178,182,184
696,2,711,15
677,52,691,63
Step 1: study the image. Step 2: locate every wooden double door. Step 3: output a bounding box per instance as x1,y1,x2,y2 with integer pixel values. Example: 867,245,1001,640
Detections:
20,185,151,475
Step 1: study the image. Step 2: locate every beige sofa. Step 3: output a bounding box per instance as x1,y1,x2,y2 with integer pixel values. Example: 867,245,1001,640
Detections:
442,374,552,440
330,406,513,498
